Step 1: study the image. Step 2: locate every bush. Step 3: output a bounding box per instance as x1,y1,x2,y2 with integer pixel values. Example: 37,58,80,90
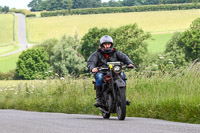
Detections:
26,14,36,17
9,9,35,17
164,32,188,68
50,35,87,76
0,70,16,80
179,18,200,62
35,38,59,62
16,48,50,80
41,3,200,17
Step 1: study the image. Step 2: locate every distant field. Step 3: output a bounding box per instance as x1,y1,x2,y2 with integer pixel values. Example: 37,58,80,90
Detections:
27,9,200,43
147,33,173,53
0,14,14,44
0,14,19,56
0,52,21,72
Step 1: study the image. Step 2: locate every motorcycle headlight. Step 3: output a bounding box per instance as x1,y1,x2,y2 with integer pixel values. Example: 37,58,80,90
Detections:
113,65,122,73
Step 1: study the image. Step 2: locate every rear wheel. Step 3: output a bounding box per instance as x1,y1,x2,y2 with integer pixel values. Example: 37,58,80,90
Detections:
116,87,126,120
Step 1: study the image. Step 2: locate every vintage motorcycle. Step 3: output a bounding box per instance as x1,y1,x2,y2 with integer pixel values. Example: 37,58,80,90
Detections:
93,62,134,120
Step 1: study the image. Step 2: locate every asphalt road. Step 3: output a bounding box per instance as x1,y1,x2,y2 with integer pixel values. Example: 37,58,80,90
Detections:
0,110,200,133
16,13,29,50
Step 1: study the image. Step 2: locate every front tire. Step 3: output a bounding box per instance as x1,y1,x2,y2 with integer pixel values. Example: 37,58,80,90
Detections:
102,94,112,119
102,112,110,119
116,87,126,120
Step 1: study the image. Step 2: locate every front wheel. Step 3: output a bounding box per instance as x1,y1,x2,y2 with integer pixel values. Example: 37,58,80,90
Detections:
116,87,126,120
102,94,112,119
102,112,110,119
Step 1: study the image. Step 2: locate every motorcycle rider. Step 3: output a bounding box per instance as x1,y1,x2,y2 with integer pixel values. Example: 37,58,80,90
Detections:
87,35,134,107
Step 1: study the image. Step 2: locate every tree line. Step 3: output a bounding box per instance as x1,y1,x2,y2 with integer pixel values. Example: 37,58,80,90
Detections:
41,3,200,17
28,0,199,11
0,6,9,13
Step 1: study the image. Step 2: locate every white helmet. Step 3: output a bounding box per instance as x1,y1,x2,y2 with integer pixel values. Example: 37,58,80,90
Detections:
100,35,113,48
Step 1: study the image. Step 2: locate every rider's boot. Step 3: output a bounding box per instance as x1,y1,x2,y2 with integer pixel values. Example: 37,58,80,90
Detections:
94,86,103,107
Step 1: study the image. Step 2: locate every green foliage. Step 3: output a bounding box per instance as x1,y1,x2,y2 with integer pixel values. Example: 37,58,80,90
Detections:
35,38,59,61
80,27,111,60
179,18,200,62
80,24,151,67
9,9,36,17
141,18,200,72
164,32,188,68
0,6,9,13
28,0,199,11
40,3,200,17
139,53,177,74
112,24,151,67
50,35,87,76
0,70,16,80
141,33,188,73
28,0,42,11
67,0,73,12
16,48,50,80
28,0,101,11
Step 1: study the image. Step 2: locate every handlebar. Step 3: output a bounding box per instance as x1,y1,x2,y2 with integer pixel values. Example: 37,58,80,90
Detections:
92,64,135,74
98,65,135,71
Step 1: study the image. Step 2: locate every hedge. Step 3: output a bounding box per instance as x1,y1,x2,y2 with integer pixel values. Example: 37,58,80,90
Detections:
41,3,200,17
9,9,36,17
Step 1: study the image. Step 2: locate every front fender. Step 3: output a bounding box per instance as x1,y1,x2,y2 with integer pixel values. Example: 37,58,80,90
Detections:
115,78,126,88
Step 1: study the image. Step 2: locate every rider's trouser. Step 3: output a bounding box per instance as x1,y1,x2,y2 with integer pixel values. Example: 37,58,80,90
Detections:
95,72,126,87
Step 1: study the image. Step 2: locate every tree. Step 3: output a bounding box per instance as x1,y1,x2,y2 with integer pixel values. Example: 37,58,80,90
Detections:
35,38,59,62
2,6,9,13
108,0,122,7
80,24,151,67
179,18,200,62
0,6,2,12
112,24,151,67
16,48,50,80
164,32,187,68
80,27,111,61
67,0,73,12
50,35,87,76
28,0,42,11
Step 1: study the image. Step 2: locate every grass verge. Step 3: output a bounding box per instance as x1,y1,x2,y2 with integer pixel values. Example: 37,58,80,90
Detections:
0,64,199,124
0,52,21,72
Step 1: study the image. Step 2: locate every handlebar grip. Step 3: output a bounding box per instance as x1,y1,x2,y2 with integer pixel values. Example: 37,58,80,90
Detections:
127,66,135,69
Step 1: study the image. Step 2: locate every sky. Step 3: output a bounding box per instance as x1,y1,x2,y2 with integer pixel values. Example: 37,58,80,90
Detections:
0,0,110,10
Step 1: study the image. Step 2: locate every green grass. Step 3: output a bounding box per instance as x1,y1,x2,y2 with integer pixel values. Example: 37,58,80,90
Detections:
147,33,174,53
0,13,19,56
0,65,199,124
0,52,21,72
0,14,14,44
27,9,200,43
0,45,20,56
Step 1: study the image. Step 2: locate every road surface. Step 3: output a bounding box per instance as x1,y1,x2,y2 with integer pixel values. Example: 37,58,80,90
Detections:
0,109,200,133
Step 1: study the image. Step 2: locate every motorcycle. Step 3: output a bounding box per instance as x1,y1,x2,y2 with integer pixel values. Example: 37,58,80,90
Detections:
92,62,134,120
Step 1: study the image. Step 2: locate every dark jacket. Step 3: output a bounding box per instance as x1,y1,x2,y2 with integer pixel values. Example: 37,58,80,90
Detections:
87,48,134,72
